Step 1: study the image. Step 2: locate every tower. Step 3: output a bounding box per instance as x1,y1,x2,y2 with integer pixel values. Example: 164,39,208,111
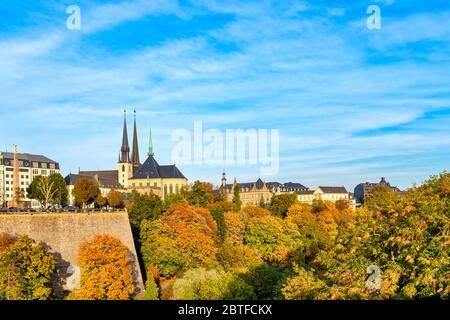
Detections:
118,110,133,188
131,110,140,169
221,170,227,197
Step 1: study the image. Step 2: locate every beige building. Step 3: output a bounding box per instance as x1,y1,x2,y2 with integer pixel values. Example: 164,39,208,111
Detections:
221,173,309,206
65,171,125,206
0,149,60,208
296,186,356,210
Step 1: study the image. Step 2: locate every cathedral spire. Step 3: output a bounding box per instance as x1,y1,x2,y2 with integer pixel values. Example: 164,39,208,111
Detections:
131,109,140,168
119,109,130,163
148,128,154,157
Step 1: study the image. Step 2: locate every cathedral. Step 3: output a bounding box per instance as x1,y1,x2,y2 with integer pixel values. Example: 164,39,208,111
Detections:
66,110,188,203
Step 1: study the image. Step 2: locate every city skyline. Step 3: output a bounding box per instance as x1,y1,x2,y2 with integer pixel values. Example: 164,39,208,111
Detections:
1,0,449,190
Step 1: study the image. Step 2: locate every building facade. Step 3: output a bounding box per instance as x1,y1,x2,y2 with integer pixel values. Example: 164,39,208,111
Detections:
221,173,309,206
0,147,60,208
354,177,402,206
296,186,356,210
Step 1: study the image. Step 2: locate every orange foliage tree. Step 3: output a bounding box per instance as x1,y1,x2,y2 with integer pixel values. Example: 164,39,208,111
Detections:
140,203,220,278
224,212,245,245
75,235,135,300
243,206,271,218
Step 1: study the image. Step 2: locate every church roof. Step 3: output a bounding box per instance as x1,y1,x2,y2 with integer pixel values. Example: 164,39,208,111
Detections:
131,156,186,180
318,186,348,194
64,173,123,189
78,170,118,181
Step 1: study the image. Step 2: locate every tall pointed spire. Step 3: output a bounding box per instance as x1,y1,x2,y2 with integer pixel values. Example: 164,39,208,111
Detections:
131,109,140,168
119,109,130,163
148,127,154,157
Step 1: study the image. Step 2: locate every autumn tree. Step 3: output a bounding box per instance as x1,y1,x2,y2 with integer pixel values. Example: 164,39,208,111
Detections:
72,178,100,208
207,201,237,213
95,194,108,208
269,193,298,218
287,172,450,300
75,235,135,300
140,204,220,278
107,189,123,208
0,233,15,253
224,212,245,245
0,235,56,300
243,206,271,218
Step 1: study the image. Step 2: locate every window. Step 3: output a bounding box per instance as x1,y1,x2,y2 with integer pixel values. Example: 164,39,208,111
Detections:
122,165,125,172
41,163,47,169
154,182,157,187
50,163,55,169
164,185,168,196
169,184,173,194
32,169,38,175
33,162,38,168
41,170,47,175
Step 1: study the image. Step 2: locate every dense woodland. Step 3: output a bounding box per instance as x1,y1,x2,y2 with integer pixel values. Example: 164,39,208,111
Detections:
0,172,448,300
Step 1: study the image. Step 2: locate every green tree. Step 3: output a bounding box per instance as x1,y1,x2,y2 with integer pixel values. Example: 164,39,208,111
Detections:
49,173,68,207
187,181,214,207
364,184,401,214
172,268,255,300
240,263,290,300
232,185,242,211
72,178,100,208
128,191,162,237
27,173,68,208
143,273,159,300
163,192,187,210
211,207,227,243
0,235,56,300
269,193,298,218
244,216,305,268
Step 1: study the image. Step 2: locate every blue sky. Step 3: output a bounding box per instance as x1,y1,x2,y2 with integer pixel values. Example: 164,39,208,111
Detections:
0,0,449,191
